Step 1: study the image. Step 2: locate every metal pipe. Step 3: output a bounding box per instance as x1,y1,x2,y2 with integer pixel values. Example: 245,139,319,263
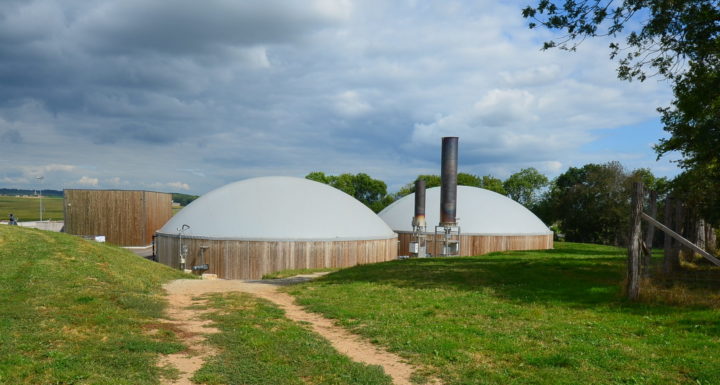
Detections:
414,179,426,228
440,137,458,226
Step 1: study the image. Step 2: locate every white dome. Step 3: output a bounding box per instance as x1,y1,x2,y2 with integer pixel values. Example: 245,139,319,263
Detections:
158,176,396,241
379,186,551,235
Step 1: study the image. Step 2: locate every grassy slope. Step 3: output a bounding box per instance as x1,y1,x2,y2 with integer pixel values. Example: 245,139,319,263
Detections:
193,293,393,385
286,243,720,385
0,226,189,385
0,196,64,221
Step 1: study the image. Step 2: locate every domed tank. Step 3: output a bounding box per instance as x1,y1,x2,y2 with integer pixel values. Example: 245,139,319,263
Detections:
156,176,398,279
378,186,553,256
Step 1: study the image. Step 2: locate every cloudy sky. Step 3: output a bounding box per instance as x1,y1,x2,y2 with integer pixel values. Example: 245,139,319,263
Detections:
0,0,679,195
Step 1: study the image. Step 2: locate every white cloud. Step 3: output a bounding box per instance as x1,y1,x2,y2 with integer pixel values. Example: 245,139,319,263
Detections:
77,176,99,186
0,0,678,194
167,181,190,191
334,90,372,117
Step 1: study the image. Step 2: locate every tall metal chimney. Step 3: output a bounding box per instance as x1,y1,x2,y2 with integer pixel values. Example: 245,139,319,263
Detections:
413,179,426,228
440,136,458,226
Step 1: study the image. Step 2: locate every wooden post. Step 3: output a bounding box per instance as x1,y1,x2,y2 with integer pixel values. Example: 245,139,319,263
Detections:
627,182,643,301
642,190,657,272
674,200,686,263
663,197,677,273
707,226,717,254
696,218,706,250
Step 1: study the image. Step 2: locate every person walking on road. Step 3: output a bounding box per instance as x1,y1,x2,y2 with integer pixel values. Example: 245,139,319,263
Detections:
8,213,17,225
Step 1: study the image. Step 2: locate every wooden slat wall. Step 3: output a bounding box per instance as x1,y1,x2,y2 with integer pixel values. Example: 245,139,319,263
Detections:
64,190,172,246
396,232,553,256
155,235,399,279
142,191,173,245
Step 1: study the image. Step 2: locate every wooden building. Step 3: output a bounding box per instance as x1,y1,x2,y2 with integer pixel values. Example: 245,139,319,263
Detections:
394,232,553,256
379,186,554,256
155,177,398,279
155,236,397,280
64,189,172,246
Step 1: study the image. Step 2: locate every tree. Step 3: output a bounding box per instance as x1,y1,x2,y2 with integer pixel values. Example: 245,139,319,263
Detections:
502,168,549,208
523,0,720,224
539,161,654,245
396,173,483,197
656,62,720,224
457,173,482,188
479,175,507,195
305,172,392,213
522,1,719,82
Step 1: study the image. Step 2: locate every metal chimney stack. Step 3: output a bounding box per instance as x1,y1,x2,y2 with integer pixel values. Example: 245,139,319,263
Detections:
440,137,458,226
435,136,461,256
414,179,426,229
410,179,427,258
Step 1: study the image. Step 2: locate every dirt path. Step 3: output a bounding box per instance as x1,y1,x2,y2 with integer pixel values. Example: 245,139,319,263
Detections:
158,274,422,385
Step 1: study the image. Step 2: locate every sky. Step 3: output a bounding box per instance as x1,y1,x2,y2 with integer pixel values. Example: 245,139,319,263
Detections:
0,0,681,195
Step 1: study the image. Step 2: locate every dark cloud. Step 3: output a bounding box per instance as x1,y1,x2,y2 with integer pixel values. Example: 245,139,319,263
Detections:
0,129,22,144
77,0,345,56
0,1,676,193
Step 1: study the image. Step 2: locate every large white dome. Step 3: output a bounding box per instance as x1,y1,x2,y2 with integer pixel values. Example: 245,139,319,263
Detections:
159,176,396,241
379,186,551,235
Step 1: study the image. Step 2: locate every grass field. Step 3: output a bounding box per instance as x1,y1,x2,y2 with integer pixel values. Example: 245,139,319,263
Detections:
0,226,189,384
0,196,64,221
192,293,393,385
286,243,720,385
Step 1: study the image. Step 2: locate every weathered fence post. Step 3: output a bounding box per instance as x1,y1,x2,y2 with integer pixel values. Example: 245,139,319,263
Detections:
627,182,643,301
663,197,677,273
674,199,686,263
642,190,657,272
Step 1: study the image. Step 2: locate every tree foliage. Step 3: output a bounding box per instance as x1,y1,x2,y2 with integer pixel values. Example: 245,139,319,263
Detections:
305,172,392,212
539,161,656,245
522,0,719,82
396,173,497,197
503,167,549,208
479,175,507,195
524,0,720,223
656,61,720,224
171,193,199,206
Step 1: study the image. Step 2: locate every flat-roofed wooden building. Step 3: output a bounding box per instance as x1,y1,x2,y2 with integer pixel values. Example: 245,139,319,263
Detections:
64,189,172,246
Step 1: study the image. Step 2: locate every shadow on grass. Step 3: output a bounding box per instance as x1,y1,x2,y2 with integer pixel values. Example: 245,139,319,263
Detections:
319,246,626,308
305,243,720,338
321,257,622,305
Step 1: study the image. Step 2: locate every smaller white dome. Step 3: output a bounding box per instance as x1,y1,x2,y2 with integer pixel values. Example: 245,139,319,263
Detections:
159,176,396,241
379,186,551,235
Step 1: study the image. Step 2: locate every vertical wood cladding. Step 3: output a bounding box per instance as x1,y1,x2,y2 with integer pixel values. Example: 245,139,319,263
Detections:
64,190,172,246
395,232,553,256
155,235,398,280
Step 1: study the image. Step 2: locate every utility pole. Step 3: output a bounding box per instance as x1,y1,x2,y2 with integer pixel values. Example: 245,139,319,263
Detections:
36,176,44,222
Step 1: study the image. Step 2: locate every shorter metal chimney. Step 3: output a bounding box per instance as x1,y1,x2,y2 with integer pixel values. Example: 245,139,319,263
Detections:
410,179,427,258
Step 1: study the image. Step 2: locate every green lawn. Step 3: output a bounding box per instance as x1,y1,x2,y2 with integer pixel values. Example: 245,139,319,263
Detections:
0,226,189,384
0,196,64,221
193,293,392,385
286,242,720,385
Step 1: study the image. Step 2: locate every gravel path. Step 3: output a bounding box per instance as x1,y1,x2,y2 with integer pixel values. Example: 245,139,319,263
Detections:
158,274,420,385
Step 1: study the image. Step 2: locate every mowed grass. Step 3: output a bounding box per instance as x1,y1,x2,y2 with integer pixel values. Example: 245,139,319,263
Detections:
262,267,339,279
0,226,190,384
0,196,64,221
192,293,393,385
286,242,720,385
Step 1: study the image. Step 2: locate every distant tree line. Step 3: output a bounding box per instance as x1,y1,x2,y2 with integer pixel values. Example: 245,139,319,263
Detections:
308,162,718,248
0,188,63,197
171,193,199,206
